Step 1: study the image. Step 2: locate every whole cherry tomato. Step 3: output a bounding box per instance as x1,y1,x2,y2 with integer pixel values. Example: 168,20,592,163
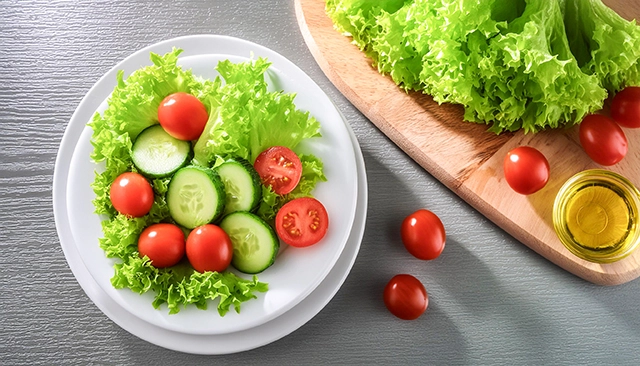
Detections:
579,114,628,166
401,209,445,260
611,86,640,128
138,223,185,268
503,146,550,195
109,172,154,217
383,274,428,320
157,92,209,141
186,224,233,273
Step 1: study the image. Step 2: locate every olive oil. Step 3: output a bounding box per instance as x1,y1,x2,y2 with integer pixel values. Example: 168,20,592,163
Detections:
553,170,640,263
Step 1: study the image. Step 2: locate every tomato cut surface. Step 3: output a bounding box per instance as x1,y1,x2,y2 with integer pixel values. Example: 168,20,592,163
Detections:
401,209,446,260
157,92,208,141
383,274,428,320
611,86,640,128
109,172,154,217
186,224,233,273
579,114,628,166
253,146,302,195
275,197,329,247
503,146,550,195
138,223,185,268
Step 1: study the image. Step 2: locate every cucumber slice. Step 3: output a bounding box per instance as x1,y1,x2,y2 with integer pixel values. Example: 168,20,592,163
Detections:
167,165,225,229
215,158,262,215
220,212,279,274
131,125,192,178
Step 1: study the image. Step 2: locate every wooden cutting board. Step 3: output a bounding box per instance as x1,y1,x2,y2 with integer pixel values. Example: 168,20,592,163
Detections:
295,0,640,285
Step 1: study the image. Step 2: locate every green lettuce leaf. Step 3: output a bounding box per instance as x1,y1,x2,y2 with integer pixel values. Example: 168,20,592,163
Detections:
193,58,321,165
325,0,408,57
326,0,640,133
564,0,640,92
111,256,268,316
473,0,607,133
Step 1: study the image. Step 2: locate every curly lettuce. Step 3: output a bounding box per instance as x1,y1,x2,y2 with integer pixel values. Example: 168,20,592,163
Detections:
89,49,324,315
193,58,321,165
326,0,640,133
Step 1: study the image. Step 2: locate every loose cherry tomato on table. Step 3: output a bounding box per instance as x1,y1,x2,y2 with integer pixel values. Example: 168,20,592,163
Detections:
138,223,185,268
109,172,154,217
383,274,428,320
253,146,302,195
186,224,233,273
275,197,329,247
157,92,209,141
503,146,550,195
401,209,446,260
611,86,640,128
579,114,628,166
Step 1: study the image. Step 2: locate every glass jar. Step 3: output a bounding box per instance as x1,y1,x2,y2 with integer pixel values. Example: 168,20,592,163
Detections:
553,169,640,263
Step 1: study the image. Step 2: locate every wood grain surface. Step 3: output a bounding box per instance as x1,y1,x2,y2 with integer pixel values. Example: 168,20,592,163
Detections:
5,0,640,364
295,0,640,285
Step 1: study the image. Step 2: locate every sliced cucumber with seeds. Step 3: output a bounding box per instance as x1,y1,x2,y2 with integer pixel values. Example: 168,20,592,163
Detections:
131,125,192,178
215,158,262,215
167,165,225,229
219,211,279,274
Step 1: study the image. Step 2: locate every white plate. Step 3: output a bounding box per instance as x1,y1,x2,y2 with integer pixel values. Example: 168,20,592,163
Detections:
58,35,358,335
53,107,367,354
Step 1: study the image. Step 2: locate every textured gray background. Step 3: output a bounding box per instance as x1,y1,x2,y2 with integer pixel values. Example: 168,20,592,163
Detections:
2,0,640,364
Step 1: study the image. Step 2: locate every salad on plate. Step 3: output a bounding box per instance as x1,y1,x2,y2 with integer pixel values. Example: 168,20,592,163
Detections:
89,48,330,316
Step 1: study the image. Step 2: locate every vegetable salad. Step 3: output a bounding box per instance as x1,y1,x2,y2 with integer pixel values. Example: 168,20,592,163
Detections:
89,49,326,315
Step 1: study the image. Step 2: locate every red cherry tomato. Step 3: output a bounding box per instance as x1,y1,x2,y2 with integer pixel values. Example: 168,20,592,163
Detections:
138,223,185,268
579,114,628,166
109,172,154,217
157,92,208,141
611,86,640,128
401,209,445,260
503,146,550,195
186,224,233,273
253,146,302,195
383,274,428,320
275,197,329,247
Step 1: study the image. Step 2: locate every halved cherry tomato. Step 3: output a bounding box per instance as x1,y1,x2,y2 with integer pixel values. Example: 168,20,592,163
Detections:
186,224,233,273
138,223,185,268
401,209,445,260
579,114,628,166
157,92,208,141
611,86,640,128
503,146,550,195
275,197,328,247
383,274,428,320
109,172,154,217
253,146,302,195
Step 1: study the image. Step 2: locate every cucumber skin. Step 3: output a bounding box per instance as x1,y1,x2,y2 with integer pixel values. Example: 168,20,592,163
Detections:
216,157,262,214
220,211,279,274
132,124,193,179
167,165,226,229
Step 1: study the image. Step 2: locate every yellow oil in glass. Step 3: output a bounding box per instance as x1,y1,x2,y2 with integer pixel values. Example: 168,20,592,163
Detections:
553,170,640,263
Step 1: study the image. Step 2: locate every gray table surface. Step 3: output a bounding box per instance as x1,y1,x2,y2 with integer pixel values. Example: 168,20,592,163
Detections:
2,0,640,364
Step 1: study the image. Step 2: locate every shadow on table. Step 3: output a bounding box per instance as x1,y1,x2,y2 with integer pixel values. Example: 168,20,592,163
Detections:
350,151,592,363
